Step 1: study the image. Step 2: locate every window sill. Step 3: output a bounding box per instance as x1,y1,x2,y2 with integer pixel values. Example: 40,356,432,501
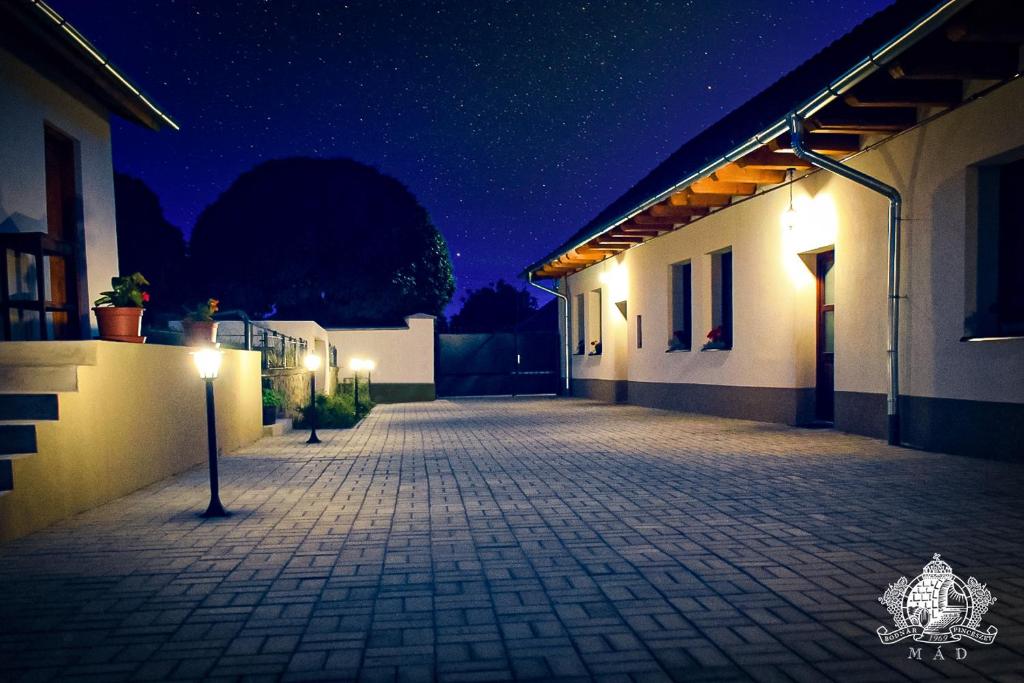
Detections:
700,346,732,352
587,353,602,357
960,334,1024,343
665,348,691,353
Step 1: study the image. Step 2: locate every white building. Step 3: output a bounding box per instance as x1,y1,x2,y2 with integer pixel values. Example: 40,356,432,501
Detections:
525,0,1023,458
0,0,177,341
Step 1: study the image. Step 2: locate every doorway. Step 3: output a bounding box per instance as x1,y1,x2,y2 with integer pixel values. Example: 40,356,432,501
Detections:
815,251,835,422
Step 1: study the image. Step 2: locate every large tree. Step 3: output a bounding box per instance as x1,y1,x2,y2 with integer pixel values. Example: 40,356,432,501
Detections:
448,279,538,333
189,158,454,324
113,173,188,317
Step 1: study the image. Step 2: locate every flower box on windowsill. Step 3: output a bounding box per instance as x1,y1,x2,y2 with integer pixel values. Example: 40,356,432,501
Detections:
700,343,731,352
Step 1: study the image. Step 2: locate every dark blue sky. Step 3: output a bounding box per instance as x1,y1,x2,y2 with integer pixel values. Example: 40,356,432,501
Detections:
58,0,892,313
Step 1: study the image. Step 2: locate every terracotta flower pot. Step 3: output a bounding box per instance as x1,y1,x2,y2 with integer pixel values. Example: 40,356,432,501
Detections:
182,320,219,346
94,306,145,343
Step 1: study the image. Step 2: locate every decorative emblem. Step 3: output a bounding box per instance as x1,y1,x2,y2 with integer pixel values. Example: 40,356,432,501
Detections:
877,554,997,645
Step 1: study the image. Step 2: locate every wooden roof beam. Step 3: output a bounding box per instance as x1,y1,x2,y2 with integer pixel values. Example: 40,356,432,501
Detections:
667,191,731,208
713,164,787,185
734,148,812,171
844,77,962,108
807,103,917,134
888,42,1019,80
771,132,861,156
689,178,757,196
648,203,709,219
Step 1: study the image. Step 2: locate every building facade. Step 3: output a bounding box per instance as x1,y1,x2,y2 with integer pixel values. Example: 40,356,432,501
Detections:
526,0,1023,459
0,0,176,341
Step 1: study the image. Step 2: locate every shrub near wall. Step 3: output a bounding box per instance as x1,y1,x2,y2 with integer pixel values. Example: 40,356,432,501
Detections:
262,367,311,420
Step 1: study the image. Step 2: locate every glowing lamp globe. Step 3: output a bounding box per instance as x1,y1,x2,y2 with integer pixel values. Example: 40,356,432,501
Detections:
192,348,223,380
782,206,799,231
303,353,322,372
349,358,365,372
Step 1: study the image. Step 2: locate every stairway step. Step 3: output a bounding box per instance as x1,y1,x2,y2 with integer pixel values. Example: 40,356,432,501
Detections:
0,394,58,420
0,424,37,456
0,366,78,393
0,341,97,367
0,460,11,493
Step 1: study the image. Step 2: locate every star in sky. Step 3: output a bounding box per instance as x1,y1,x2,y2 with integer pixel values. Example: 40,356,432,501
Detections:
58,0,894,313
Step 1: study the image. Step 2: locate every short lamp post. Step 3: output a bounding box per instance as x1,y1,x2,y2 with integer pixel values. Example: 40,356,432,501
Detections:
304,352,322,444
350,358,375,416
192,347,227,518
364,360,376,403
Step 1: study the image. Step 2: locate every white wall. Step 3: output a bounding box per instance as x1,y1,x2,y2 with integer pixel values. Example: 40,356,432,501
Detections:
564,76,1024,406
327,314,435,385
0,46,119,335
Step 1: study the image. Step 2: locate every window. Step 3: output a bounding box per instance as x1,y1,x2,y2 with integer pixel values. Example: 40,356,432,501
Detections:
636,314,643,349
574,293,585,354
588,288,602,355
710,250,733,349
971,158,1024,337
669,261,692,350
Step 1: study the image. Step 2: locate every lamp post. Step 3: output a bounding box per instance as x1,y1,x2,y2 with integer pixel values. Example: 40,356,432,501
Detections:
349,358,363,415
304,352,322,444
364,359,376,404
192,347,227,518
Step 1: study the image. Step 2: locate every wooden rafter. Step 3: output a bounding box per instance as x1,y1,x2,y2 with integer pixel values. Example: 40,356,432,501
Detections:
844,77,962,108
689,178,757,196
713,164,786,184
735,149,812,171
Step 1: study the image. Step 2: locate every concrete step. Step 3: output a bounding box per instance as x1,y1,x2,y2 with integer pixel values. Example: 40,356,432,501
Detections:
0,341,97,367
0,394,59,420
0,424,37,457
262,417,294,437
0,365,78,393
0,460,11,494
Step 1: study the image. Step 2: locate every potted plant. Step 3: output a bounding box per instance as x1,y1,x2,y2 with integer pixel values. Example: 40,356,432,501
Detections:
701,325,729,351
182,298,220,346
262,388,283,426
589,340,602,356
93,272,149,342
666,329,690,352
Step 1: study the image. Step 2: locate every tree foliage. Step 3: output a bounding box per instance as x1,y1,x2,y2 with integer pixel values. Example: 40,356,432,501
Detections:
113,173,187,315
189,158,455,324
448,279,537,333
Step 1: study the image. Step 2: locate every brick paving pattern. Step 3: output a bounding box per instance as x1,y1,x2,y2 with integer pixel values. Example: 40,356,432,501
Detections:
1,397,1023,682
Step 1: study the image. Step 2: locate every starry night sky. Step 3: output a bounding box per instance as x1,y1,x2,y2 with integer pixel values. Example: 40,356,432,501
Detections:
56,0,893,314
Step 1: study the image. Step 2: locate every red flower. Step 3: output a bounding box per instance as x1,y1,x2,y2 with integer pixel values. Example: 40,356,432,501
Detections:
142,292,151,302
707,326,723,341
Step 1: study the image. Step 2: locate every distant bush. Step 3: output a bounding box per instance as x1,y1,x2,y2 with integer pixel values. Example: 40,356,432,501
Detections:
295,384,374,429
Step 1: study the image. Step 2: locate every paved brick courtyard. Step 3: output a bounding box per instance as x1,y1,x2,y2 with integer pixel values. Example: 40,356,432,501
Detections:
1,397,1023,682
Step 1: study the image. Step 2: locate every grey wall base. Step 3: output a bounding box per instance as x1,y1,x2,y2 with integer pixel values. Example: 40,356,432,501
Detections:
573,379,814,425
573,381,1023,460
369,383,435,403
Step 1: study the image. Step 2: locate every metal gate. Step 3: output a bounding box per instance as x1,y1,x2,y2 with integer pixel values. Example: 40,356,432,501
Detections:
436,331,560,397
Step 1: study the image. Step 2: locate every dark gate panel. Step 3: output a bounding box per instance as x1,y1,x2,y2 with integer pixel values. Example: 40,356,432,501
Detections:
437,332,560,396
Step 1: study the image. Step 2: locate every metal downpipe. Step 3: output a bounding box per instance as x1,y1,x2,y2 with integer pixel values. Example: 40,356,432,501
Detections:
527,273,572,395
786,114,902,445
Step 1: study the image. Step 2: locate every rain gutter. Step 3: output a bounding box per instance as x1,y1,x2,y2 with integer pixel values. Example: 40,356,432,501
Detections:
523,0,971,277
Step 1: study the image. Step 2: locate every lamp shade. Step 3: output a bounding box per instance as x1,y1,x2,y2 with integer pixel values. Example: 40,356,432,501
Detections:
303,353,322,372
192,348,223,379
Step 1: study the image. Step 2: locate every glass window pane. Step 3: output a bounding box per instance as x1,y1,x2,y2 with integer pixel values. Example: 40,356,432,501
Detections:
7,250,38,301
823,310,835,353
823,261,835,305
10,308,41,341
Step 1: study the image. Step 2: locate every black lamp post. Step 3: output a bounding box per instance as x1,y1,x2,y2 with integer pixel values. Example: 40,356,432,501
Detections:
193,348,227,518
350,358,362,416
304,352,322,444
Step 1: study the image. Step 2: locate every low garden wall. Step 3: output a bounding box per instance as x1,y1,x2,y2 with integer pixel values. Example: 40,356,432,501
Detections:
327,314,436,403
0,341,262,542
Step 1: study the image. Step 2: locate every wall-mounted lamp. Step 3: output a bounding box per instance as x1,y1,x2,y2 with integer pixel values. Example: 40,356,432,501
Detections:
782,168,799,231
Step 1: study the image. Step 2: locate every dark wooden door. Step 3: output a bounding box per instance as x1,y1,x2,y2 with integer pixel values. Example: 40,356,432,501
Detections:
816,251,835,422
43,126,79,339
